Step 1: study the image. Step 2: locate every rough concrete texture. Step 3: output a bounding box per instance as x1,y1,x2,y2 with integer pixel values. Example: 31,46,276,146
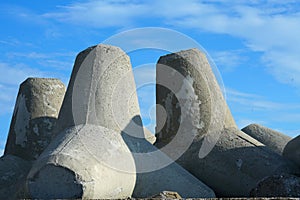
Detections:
26,44,143,199
250,174,300,197
0,155,32,199
155,49,299,197
54,44,144,138
150,191,182,199
283,135,300,167
143,127,156,144
242,124,291,155
122,132,215,198
155,48,237,153
26,124,136,199
4,78,65,160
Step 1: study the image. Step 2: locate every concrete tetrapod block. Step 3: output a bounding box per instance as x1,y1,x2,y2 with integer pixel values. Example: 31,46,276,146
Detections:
0,155,32,199
283,135,300,167
155,48,237,153
26,44,142,199
250,174,300,197
4,78,65,160
121,130,215,198
26,125,136,199
54,44,144,137
155,49,299,197
242,124,292,155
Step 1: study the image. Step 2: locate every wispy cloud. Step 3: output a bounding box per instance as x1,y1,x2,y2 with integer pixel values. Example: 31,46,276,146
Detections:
0,63,47,86
41,0,300,88
226,87,300,133
211,50,248,72
6,51,75,73
43,1,149,28
226,88,300,111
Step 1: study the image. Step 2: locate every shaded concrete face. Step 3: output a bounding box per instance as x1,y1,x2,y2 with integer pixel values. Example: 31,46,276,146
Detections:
250,174,300,197
242,124,292,155
55,44,143,137
155,49,299,197
0,155,32,199
176,128,299,197
283,135,300,167
155,49,237,158
4,78,65,160
121,128,215,198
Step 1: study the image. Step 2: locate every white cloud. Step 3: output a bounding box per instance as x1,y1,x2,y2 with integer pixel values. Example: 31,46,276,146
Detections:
226,87,300,134
44,0,149,28
0,63,46,86
227,88,300,111
42,0,300,88
211,50,248,72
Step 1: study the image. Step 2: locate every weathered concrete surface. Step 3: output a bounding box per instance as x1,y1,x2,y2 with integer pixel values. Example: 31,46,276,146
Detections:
283,135,300,167
54,44,143,137
155,49,299,197
122,132,215,198
155,48,237,152
150,191,182,199
26,44,142,199
26,124,136,199
4,78,65,160
143,127,156,144
242,124,291,155
250,174,300,197
0,155,32,199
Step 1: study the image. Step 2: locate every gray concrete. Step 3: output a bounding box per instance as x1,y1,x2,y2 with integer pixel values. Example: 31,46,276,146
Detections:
155,48,237,155
26,124,137,199
250,174,300,197
283,135,300,167
0,155,32,199
176,128,299,197
121,132,215,198
143,127,156,144
150,191,182,199
54,44,144,137
4,78,65,160
242,124,291,155
155,49,299,197
26,44,141,199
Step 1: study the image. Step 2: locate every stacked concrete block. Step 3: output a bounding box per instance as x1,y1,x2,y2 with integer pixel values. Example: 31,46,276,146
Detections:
0,155,31,199
4,78,65,160
122,132,215,198
25,44,215,199
2,43,298,198
155,49,299,197
283,135,300,167
250,174,300,197
25,44,140,199
242,124,292,155
0,78,65,198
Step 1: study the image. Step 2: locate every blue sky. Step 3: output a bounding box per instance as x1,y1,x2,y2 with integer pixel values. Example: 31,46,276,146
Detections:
1,0,300,155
